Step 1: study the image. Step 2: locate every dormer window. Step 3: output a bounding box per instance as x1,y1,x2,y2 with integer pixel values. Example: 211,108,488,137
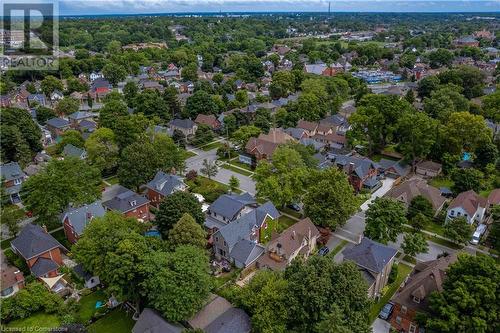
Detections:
13,178,22,185
130,200,137,206
413,296,421,303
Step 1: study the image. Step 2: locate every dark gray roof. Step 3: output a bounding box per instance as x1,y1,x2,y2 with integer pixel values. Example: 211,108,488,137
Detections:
68,111,94,120
11,224,64,260
334,155,377,179
73,263,93,281
145,171,185,196
284,127,306,140
1,162,25,181
230,239,265,267
63,144,86,158
209,193,256,221
343,237,397,273
133,308,183,333
377,159,410,177
31,257,59,277
46,117,70,128
169,118,196,129
321,114,349,127
102,185,150,214
205,307,251,333
61,201,105,236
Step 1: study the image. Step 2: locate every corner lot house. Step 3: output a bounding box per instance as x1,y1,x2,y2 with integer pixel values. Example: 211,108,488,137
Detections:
11,224,66,279
256,217,319,271
342,237,397,299
103,185,151,222
446,190,487,224
390,254,458,333
145,171,187,208
61,201,106,244
385,179,446,215
1,162,27,203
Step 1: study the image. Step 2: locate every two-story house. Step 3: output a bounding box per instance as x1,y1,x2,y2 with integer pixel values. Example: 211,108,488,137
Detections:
332,155,380,192
1,162,27,204
46,117,71,138
102,185,150,222
204,193,257,232
1,251,25,298
212,201,280,268
61,201,106,244
11,224,67,279
390,254,458,333
169,119,198,137
446,190,487,224
342,237,398,299
256,217,319,271
385,179,446,215
145,171,187,208
242,128,295,166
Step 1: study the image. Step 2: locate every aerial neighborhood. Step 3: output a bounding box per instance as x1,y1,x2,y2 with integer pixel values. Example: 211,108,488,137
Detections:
0,7,499,333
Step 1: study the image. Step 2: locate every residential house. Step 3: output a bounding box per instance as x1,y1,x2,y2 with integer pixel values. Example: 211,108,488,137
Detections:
1,251,25,298
169,118,198,137
385,179,446,215
320,114,350,135
61,201,106,244
27,94,46,107
296,120,318,136
195,114,221,130
446,190,487,224
46,117,70,138
284,127,308,141
11,224,66,279
312,132,347,150
89,72,104,81
102,185,151,222
204,193,257,231
50,90,64,102
73,264,101,289
304,63,341,76
242,128,295,166
377,159,411,180
256,217,319,271
145,171,187,208
342,237,398,299
454,36,480,48
1,162,27,204
90,78,112,100
141,80,164,92
332,155,380,192
133,308,184,333
0,94,12,108
488,188,500,209
416,161,442,178
68,111,95,128
390,254,458,333
62,144,87,160
212,201,280,268
187,294,251,333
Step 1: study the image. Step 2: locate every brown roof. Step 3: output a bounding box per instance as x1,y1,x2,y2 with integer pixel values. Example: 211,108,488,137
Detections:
297,120,318,132
267,217,319,259
188,293,232,330
245,128,294,158
392,254,458,312
448,190,487,216
1,250,24,290
488,188,500,206
195,114,220,129
416,161,442,172
385,179,446,212
316,123,333,134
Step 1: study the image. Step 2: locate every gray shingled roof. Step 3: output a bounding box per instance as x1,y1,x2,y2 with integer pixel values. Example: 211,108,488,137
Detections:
11,224,64,260
169,118,196,129
46,117,70,128
343,237,397,273
31,257,59,277
230,239,265,267
205,307,251,333
378,158,410,177
1,162,25,181
102,185,149,214
68,111,94,120
61,201,105,236
208,193,256,221
132,308,183,333
334,155,377,179
63,144,86,158
145,171,185,196
73,263,93,281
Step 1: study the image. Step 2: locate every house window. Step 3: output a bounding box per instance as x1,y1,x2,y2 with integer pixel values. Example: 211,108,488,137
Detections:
13,178,22,185
457,212,461,216
401,305,407,314
215,237,219,242
396,316,402,324
413,296,421,303
223,241,227,246
409,323,417,333
130,200,137,206
450,210,455,216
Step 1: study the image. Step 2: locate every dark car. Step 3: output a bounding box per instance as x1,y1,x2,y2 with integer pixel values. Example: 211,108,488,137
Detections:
318,247,330,256
378,302,394,320
287,203,301,212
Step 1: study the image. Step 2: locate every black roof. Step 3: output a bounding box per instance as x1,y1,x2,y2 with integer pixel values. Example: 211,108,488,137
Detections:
31,257,59,277
132,308,183,333
11,224,64,260
343,237,397,273
102,185,149,214
205,307,251,333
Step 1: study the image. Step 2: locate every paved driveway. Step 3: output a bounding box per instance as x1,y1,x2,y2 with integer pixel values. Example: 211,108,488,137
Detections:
185,147,256,195
372,318,391,333
360,177,396,211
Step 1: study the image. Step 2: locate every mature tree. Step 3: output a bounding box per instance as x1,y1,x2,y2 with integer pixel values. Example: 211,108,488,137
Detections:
99,99,129,130
408,195,434,219
365,198,407,244
254,108,272,132
296,92,325,121
424,254,499,333
66,77,89,94
41,75,63,96
140,246,211,321
423,87,470,120
402,232,429,257
200,159,218,180
397,111,438,165
229,176,240,192
184,90,220,119
72,212,147,300
451,168,484,194
427,48,454,68
315,304,360,333
181,62,198,82
481,90,500,122
163,86,181,117
254,147,309,207
444,217,473,245
285,143,318,169
55,97,79,115
113,113,151,150
134,90,170,121
191,124,214,146
418,75,440,98
270,70,295,99
23,157,100,221
438,66,485,99
0,205,24,237
102,62,127,86
410,212,429,231
231,125,261,147
57,130,84,152
35,106,56,125
123,81,138,107
442,112,491,155
488,205,500,251
168,213,207,249
303,168,357,229
155,192,204,235
475,142,498,170
85,128,119,173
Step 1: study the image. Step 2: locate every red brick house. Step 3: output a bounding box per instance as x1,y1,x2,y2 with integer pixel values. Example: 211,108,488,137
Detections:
195,114,221,130
145,171,187,208
332,155,380,192
11,224,66,278
103,185,151,222
390,254,458,333
61,201,106,244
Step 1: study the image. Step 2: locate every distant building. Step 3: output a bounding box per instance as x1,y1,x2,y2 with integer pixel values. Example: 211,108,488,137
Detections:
61,201,106,244
454,36,480,48
102,185,150,222
1,162,27,204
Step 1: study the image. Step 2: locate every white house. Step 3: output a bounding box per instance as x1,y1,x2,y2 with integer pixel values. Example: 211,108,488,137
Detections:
446,190,487,224
89,72,104,81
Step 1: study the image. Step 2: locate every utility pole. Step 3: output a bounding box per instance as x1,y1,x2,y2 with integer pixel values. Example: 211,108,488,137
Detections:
328,1,331,16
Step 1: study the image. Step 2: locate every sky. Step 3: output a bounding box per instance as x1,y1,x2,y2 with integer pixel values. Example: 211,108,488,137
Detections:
57,0,500,15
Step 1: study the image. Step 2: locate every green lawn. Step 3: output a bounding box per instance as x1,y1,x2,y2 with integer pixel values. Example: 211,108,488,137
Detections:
276,215,297,233
228,160,253,172
426,234,463,250
221,164,253,176
329,240,348,257
87,309,135,333
77,290,107,323
1,237,13,249
183,150,197,159
103,175,120,185
187,176,231,202
280,207,303,219
200,141,224,151
423,221,446,237
6,312,60,329
429,177,454,189
403,255,417,264
369,263,413,322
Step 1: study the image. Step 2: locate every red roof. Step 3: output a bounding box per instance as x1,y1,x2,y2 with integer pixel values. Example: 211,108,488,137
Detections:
488,189,500,206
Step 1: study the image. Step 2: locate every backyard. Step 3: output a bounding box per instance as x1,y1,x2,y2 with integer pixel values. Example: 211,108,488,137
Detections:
87,308,135,333
6,312,60,330
77,290,107,323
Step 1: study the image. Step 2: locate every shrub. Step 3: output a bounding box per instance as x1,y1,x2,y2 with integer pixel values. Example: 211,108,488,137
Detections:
388,264,398,284
186,170,198,181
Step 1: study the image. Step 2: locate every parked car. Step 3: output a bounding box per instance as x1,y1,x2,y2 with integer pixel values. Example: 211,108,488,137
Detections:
379,302,394,320
287,203,301,212
318,247,330,256
470,224,487,245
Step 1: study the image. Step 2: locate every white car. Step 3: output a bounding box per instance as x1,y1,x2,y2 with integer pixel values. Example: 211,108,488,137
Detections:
470,224,487,245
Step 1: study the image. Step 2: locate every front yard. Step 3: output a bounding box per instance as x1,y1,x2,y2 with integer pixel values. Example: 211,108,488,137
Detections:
369,263,412,322
200,141,224,151
187,176,231,202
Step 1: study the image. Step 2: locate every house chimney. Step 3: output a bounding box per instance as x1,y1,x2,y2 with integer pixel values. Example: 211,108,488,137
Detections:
86,212,93,220
348,162,355,174
291,230,296,240
171,167,176,175
42,225,48,233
